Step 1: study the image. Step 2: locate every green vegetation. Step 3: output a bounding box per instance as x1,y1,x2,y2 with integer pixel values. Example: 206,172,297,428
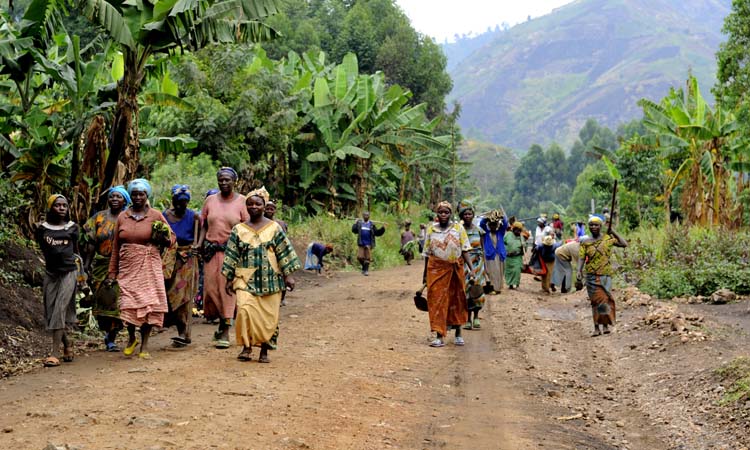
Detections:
263,0,452,117
714,357,750,405
621,226,750,298
287,205,428,272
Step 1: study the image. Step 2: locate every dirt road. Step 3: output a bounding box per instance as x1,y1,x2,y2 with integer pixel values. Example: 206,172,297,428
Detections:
1,264,748,449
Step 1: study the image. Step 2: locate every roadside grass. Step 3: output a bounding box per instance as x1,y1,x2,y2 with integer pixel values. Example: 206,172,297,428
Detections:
620,226,750,299
715,357,750,405
287,205,430,272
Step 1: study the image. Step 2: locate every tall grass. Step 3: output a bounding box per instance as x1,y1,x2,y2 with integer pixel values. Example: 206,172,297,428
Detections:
287,205,430,272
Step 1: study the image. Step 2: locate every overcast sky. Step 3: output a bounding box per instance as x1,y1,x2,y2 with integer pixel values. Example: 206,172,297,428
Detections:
395,0,575,42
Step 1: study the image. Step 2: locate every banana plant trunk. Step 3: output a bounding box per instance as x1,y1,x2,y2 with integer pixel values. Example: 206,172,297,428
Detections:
103,50,146,190
355,158,371,212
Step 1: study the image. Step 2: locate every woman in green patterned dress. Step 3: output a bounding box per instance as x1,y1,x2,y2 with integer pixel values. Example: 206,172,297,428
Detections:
82,186,130,351
458,200,486,330
222,187,301,363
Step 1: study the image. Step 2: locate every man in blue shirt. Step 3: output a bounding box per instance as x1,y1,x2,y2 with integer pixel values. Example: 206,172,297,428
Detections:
352,211,386,276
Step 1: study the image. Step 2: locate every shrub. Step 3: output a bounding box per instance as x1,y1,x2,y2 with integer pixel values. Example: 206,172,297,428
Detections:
621,225,750,298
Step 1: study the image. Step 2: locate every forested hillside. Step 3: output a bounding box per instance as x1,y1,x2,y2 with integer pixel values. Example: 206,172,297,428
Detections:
446,0,730,150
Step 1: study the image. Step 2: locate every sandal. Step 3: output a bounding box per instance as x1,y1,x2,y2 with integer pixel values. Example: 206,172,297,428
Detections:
472,318,481,329
171,336,190,345
454,336,465,346
123,339,140,356
138,352,151,360
463,322,473,330
43,356,60,367
237,350,252,361
258,354,270,363
215,339,230,349
429,338,445,348
212,330,222,342
63,347,74,363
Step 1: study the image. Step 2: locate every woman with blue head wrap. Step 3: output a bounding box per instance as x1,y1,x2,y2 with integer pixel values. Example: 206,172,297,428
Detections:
107,178,175,358
162,183,199,347
127,178,152,198
108,185,131,207
82,185,132,351
198,166,248,349
578,212,628,336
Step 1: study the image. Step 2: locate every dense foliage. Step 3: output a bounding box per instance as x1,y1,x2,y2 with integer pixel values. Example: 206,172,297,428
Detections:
146,46,451,214
621,226,750,298
263,0,452,117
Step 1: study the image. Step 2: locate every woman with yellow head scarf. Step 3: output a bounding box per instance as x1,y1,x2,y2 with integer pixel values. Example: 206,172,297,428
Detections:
578,214,628,336
35,195,80,367
421,201,471,347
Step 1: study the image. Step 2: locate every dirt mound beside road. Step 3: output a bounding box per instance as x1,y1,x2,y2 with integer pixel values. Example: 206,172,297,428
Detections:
0,240,48,378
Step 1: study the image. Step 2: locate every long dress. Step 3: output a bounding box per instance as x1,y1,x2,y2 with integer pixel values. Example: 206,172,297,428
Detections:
479,217,508,293
503,233,524,288
422,222,470,336
163,208,199,338
463,224,486,311
200,193,248,320
83,209,121,332
222,221,301,348
108,209,175,327
579,235,619,325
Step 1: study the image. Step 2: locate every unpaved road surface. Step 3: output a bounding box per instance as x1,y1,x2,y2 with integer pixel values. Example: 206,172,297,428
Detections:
1,264,749,449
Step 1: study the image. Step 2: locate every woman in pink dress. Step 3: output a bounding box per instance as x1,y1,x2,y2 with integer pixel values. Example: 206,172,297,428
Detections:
198,167,248,349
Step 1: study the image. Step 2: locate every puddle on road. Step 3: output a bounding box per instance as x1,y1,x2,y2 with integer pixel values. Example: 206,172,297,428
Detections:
535,307,578,322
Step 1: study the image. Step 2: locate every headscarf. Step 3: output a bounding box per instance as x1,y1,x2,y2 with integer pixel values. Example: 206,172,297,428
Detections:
247,186,270,204
171,184,191,202
588,214,605,225
457,199,473,218
205,188,219,198
217,167,238,181
512,221,524,231
127,178,152,197
47,194,66,210
108,185,131,206
435,201,452,213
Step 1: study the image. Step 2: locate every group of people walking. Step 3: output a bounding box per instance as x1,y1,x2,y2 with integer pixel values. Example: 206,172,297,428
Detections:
419,201,628,347
35,182,627,366
36,167,300,367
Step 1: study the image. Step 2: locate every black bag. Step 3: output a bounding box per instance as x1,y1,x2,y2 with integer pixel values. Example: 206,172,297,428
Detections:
414,285,428,312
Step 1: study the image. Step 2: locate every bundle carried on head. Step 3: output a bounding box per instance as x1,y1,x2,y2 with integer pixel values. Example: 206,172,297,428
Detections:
487,209,503,223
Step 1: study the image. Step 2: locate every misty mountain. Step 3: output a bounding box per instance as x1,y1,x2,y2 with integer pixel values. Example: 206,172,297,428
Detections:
445,0,731,150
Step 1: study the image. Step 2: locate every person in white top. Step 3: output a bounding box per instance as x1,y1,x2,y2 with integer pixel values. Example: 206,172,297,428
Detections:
534,217,553,246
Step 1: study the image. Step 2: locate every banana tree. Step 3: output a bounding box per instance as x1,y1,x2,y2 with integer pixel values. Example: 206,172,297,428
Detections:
80,0,281,188
638,75,746,228
307,53,447,211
